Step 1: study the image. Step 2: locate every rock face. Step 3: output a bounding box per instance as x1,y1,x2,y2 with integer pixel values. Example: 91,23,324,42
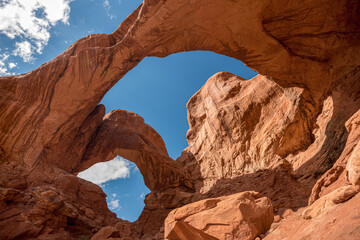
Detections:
0,0,360,239
265,187,360,240
346,111,360,185
76,110,192,192
0,172,117,239
164,191,273,240
184,72,316,193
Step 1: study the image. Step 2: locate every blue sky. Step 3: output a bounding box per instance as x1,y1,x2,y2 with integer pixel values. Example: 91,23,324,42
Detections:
0,0,256,222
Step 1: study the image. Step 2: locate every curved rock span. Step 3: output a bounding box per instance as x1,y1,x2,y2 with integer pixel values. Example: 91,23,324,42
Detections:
0,0,360,239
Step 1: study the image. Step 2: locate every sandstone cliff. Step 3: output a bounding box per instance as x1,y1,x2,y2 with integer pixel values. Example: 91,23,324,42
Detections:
0,0,360,239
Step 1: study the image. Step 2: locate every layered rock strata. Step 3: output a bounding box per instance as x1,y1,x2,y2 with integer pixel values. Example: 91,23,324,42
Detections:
0,0,359,239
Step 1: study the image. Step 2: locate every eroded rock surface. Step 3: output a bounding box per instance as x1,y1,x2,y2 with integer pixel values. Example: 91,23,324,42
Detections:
164,191,273,240
77,110,192,191
183,72,317,193
346,110,360,185
265,188,360,240
0,0,359,239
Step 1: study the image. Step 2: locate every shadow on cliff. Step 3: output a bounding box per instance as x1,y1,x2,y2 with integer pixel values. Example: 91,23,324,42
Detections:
194,164,312,216
294,67,360,180
177,151,310,217
179,68,360,218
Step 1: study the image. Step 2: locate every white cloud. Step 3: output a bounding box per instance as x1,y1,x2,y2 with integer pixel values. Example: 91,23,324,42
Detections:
108,193,121,210
8,62,17,69
13,41,34,62
108,199,120,210
0,0,72,63
0,65,8,76
77,156,131,185
0,53,11,75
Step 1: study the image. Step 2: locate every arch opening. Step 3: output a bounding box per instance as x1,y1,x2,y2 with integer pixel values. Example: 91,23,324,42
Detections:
77,51,256,222
101,50,257,159
77,156,150,222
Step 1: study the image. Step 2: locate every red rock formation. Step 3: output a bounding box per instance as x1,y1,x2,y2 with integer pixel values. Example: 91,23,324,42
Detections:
346,111,360,185
182,72,317,193
164,191,273,240
0,0,359,239
263,107,360,240
264,191,360,240
76,110,192,192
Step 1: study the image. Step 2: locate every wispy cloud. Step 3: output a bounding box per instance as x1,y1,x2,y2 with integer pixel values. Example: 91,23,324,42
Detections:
0,0,72,74
13,41,34,62
103,0,116,19
77,156,131,185
0,53,10,75
139,192,146,200
8,62,17,69
109,199,120,209
108,193,121,210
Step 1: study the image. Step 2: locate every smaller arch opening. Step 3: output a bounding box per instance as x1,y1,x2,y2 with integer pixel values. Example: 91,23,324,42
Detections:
77,156,150,222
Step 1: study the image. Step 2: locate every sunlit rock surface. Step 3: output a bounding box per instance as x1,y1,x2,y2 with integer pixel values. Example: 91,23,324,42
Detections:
183,72,316,193
164,191,273,240
0,0,360,239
